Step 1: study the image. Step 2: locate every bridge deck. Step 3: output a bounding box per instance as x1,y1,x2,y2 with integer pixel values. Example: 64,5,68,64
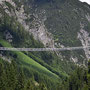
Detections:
0,46,90,51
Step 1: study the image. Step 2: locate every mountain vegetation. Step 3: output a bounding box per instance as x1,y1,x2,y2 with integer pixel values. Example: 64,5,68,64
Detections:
0,58,90,90
0,0,90,89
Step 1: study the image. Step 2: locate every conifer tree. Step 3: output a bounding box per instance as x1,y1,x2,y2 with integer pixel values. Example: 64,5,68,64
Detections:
16,68,25,90
0,62,7,90
87,60,90,90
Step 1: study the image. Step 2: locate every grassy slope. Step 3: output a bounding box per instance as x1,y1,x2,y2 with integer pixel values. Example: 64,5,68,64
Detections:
0,39,60,81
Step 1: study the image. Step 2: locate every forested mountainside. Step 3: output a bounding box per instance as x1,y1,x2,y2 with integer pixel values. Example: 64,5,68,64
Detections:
3,0,90,65
0,59,90,90
0,0,90,90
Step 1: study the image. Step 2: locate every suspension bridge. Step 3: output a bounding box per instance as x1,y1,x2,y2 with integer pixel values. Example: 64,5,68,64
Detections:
0,46,90,51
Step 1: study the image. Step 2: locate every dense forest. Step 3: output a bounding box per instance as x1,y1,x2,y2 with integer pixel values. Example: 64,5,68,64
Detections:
59,61,90,90
0,58,90,90
0,59,48,90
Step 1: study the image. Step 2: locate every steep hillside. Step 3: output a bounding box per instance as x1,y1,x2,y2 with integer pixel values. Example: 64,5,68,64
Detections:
0,0,90,89
6,0,90,65
0,0,77,75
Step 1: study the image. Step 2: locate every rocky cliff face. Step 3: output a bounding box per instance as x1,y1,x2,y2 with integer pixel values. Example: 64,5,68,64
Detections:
0,0,55,48
0,0,90,65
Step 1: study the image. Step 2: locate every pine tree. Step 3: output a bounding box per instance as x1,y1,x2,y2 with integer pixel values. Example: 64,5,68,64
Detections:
16,68,25,90
88,60,90,74
4,61,17,90
39,83,47,90
25,78,35,90
87,60,90,90
0,62,7,90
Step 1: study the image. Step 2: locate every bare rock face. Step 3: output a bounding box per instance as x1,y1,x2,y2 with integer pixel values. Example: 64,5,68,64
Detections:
29,14,55,48
15,5,55,48
0,0,3,4
0,53,11,63
0,0,15,6
86,14,90,22
78,23,90,60
4,30,13,42
70,56,78,63
0,0,55,48
77,14,90,61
